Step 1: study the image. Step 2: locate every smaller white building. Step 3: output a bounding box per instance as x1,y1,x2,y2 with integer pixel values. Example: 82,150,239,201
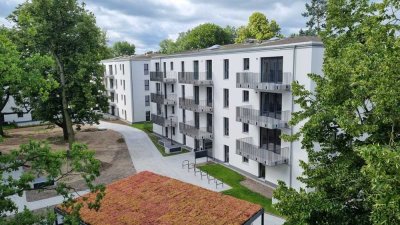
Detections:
2,96,32,124
101,54,152,123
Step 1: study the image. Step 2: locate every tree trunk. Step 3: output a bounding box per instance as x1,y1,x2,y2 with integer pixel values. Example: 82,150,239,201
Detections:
62,116,69,141
53,53,74,150
0,113,4,137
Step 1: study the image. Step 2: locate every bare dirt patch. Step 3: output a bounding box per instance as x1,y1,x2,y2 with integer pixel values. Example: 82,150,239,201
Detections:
240,178,275,199
0,125,136,202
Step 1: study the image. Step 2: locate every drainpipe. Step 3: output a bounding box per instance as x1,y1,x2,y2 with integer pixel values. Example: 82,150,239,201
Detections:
130,59,135,123
289,45,297,188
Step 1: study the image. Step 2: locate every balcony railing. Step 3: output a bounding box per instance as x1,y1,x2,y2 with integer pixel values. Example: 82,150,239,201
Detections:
179,97,213,113
236,137,289,166
236,106,290,129
236,72,292,92
179,121,213,140
178,72,213,86
151,114,177,127
150,93,177,105
150,71,176,83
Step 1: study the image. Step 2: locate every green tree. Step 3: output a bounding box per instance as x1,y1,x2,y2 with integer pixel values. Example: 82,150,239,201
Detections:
112,41,135,57
301,0,327,36
0,141,105,224
9,0,109,148
159,23,234,54
274,0,400,224
236,12,281,43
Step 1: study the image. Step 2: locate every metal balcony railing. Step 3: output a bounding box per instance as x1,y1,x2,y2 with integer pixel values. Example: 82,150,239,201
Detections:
179,97,213,113
236,72,292,92
150,72,177,83
150,93,177,105
236,137,289,166
151,114,177,127
179,121,213,140
178,72,213,86
236,106,290,129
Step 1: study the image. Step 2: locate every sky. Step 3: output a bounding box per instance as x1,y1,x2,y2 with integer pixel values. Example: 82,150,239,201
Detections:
0,0,309,54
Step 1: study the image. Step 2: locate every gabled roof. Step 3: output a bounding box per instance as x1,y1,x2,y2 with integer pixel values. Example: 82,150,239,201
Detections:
56,171,263,225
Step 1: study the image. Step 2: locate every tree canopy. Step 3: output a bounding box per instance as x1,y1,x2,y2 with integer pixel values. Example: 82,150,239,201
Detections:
274,0,400,224
159,23,235,54
236,12,281,43
111,41,136,57
301,0,327,36
9,0,109,147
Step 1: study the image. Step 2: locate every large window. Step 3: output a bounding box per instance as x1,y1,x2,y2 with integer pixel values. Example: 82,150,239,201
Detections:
243,58,250,70
223,117,229,136
145,95,150,106
242,123,249,133
260,128,281,153
206,60,212,80
260,93,282,119
261,57,283,83
170,62,174,71
223,59,229,79
108,65,113,75
223,89,229,108
144,80,149,90
146,111,150,121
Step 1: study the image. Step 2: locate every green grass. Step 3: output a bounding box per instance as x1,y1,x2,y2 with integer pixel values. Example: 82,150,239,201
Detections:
198,163,280,216
131,122,189,157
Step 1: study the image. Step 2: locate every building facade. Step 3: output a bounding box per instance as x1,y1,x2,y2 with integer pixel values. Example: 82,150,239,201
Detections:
102,55,152,123
2,96,32,124
150,37,324,190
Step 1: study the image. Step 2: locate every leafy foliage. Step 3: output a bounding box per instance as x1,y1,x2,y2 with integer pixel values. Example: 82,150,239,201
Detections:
301,0,327,36
111,41,135,57
236,12,281,43
9,0,109,144
274,0,400,224
159,23,235,54
0,141,105,223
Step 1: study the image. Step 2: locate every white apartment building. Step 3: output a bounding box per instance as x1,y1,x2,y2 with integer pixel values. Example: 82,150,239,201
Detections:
102,55,152,123
150,36,324,190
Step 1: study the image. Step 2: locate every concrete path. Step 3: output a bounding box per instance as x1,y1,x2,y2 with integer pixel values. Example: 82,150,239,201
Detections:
98,121,229,192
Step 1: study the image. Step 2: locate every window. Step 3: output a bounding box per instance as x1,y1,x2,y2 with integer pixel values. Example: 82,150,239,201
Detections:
115,65,117,75
146,111,150,121
261,57,283,83
183,135,186,145
123,80,125,90
155,62,160,72
145,95,150,106
223,117,229,136
110,92,115,102
122,64,125,75
108,65,113,75
124,95,126,105
110,79,114,89
144,80,149,90
144,64,149,75
172,106,175,114
181,61,185,73
223,59,229,79
242,157,249,163
121,79,122,85
171,84,174,93
170,62,174,71
206,60,212,80
182,109,186,123
116,94,118,103
172,127,175,135
223,89,229,108
115,79,118,89
243,58,250,70
243,90,249,102
17,112,24,118
242,123,249,133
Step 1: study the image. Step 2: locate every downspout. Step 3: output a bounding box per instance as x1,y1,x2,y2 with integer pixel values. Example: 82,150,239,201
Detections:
130,59,135,123
289,45,297,188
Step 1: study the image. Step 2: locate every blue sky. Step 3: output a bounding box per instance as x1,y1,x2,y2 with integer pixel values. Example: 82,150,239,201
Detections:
1,0,309,53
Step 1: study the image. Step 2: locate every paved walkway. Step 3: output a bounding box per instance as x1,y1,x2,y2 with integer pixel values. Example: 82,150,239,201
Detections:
98,121,229,192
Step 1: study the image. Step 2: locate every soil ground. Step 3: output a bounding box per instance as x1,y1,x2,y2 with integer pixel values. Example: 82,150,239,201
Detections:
0,125,136,201
240,178,274,199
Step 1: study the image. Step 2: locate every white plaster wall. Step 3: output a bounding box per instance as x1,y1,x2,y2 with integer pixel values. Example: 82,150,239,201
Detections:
3,96,32,123
131,60,151,123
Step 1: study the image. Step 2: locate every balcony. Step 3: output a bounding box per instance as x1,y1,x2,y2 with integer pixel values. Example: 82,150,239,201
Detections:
151,93,177,105
151,114,177,127
236,106,290,129
236,138,289,166
179,121,213,140
236,72,292,92
150,72,176,83
179,97,213,113
178,72,213,86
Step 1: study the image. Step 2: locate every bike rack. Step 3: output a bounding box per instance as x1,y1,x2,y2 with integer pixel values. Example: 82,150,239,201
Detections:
200,171,208,180
182,160,189,169
215,178,224,189
207,174,216,184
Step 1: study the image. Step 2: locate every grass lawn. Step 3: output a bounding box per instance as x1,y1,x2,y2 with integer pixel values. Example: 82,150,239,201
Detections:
131,122,189,157
198,163,280,216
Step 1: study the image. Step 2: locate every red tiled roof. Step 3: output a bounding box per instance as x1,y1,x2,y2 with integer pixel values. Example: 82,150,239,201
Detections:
56,171,262,225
